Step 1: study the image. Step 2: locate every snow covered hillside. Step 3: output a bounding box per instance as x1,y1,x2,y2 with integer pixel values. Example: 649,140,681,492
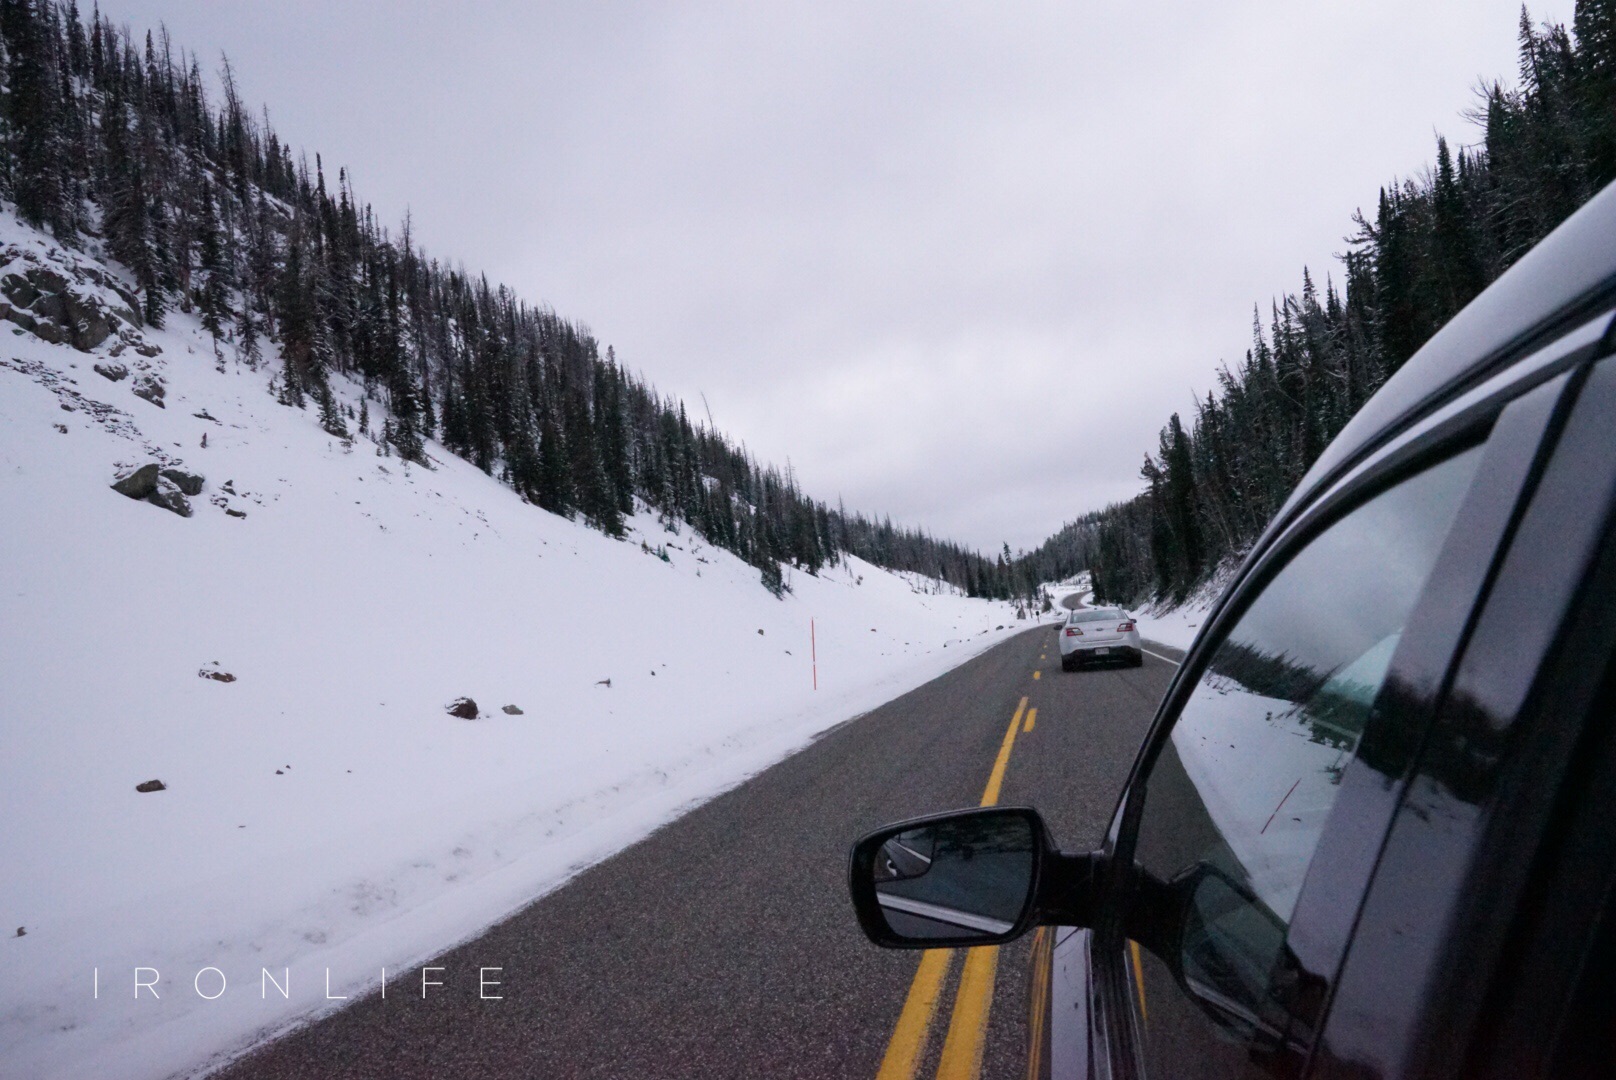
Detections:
0,211,1023,1080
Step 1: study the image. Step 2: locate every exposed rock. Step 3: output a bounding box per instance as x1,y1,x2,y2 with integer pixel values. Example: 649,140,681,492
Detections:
74,310,116,350
133,340,162,358
2,272,41,308
14,927,23,937
225,508,247,519
159,468,204,496
110,463,160,500
0,262,135,351
135,779,166,793
146,479,192,517
53,423,67,433
94,361,128,382
131,373,165,408
29,319,65,345
447,697,479,719
501,704,524,715
595,678,612,688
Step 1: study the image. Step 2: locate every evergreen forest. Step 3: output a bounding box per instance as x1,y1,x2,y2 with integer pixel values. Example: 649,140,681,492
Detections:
1025,2,1616,607
0,0,1023,599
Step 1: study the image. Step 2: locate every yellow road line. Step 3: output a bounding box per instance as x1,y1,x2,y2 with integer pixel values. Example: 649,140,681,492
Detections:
875,948,956,1080
1024,928,1052,1080
1022,708,1037,733
935,946,1000,1079
876,695,1030,1079
1032,670,1041,680
980,697,1027,808
1129,940,1148,1024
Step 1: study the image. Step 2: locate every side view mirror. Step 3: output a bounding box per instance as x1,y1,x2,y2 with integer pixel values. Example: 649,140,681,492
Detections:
848,807,1098,949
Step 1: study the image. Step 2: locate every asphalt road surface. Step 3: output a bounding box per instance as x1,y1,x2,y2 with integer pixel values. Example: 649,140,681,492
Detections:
215,623,1182,1080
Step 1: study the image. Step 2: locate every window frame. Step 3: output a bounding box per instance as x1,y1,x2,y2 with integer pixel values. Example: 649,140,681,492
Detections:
1313,350,1616,1080
1088,318,1610,1079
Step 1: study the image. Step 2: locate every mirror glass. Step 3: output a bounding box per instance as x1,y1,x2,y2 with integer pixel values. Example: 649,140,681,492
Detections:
870,812,1036,941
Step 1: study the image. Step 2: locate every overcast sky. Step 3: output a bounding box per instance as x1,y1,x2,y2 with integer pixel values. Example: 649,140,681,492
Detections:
106,1,1577,552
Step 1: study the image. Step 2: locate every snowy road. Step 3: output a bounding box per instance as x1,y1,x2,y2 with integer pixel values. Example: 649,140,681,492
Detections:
214,626,1179,1079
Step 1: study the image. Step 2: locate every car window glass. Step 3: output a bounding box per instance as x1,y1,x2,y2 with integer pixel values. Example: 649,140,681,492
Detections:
1073,609,1123,623
1123,444,1483,1077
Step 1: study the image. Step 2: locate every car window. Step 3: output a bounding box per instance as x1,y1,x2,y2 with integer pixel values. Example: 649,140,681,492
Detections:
1072,608,1124,623
1121,444,1484,1077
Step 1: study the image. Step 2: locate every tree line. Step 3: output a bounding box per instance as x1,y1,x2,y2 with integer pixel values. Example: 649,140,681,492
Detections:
0,0,1024,598
1029,2,1616,607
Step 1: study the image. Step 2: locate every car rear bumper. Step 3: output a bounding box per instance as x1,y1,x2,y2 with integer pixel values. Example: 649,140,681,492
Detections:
1062,644,1141,662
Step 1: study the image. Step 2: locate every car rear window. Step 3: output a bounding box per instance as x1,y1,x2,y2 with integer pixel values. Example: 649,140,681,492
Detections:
1071,608,1124,623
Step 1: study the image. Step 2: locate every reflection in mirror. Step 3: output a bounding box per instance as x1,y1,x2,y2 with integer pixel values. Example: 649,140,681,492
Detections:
871,813,1036,941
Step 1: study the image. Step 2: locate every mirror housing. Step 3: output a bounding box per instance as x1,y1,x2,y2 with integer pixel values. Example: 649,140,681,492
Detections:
848,806,1099,949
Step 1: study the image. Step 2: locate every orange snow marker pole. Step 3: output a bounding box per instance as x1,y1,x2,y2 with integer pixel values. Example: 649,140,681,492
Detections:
812,618,818,690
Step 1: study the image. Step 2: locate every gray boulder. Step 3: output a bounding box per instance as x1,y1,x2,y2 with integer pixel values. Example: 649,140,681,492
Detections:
111,463,160,500
501,704,524,715
160,468,204,496
135,779,166,793
146,480,192,518
94,361,129,382
73,310,116,351
446,697,479,719
29,318,65,345
131,373,165,408
2,272,41,308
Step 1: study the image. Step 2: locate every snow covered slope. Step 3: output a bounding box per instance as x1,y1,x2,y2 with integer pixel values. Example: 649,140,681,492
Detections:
0,211,1023,1080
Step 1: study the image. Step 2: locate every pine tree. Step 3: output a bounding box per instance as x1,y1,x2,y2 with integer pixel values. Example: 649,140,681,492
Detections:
0,0,67,233
196,177,230,351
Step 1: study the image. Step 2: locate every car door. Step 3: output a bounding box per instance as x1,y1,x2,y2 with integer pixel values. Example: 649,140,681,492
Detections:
1084,330,1605,1079
1311,350,1616,1080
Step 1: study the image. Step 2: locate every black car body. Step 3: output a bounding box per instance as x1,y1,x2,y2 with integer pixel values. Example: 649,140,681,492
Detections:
850,181,1616,1079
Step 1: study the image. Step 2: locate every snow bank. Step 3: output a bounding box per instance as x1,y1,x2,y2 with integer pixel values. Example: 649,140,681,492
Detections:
0,212,1023,1080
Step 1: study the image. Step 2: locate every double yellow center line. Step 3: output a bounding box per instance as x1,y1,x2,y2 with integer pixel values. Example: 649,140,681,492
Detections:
875,694,1032,1080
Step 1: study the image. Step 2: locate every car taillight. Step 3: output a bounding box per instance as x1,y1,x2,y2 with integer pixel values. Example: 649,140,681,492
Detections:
1117,621,1135,632
1065,627,1082,636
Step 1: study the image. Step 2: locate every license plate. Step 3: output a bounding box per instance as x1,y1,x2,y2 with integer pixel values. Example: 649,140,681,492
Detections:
1095,647,1110,655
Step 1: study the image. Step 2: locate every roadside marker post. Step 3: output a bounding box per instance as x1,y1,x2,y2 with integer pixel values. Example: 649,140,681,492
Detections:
812,617,818,690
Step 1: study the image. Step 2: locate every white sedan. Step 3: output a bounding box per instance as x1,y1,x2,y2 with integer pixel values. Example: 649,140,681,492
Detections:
1058,607,1142,669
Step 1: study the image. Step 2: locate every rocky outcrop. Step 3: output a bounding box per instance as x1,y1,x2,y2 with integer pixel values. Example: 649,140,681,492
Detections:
0,254,144,352
446,697,479,719
110,463,198,516
501,704,524,715
135,779,166,793
93,361,128,382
